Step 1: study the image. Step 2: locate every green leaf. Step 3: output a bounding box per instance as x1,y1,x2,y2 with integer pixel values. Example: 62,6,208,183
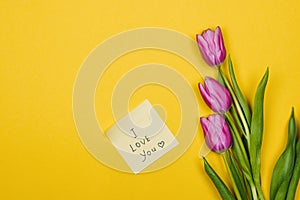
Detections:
231,106,247,138
226,114,258,199
286,139,300,200
250,68,269,199
219,67,250,148
226,115,252,181
230,106,249,155
270,108,297,200
228,56,252,127
228,151,249,200
244,179,253,200
203,157,236,200
222,153,242,200
228,123,248,169
274,179,292,200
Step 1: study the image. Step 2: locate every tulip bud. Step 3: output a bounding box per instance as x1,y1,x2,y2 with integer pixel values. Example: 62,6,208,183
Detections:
199,77,232,113
200,114,232,153
196,26,226,67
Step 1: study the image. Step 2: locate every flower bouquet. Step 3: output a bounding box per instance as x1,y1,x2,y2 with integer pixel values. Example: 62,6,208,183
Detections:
196,26,300,200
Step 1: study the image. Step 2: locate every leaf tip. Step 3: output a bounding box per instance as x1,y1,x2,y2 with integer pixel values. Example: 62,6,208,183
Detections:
265,67,269,77
289,107,295,120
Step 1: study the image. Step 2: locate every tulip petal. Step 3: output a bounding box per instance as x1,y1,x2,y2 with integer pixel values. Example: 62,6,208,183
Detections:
201,77,232,113
199,82,213,109
218,27,226,59
196,34,215,66
200,114,232,153
214,26,226,64
202,29,216,51
196,26,226,66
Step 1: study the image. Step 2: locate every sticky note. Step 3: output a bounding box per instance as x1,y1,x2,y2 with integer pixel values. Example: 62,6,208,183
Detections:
106,100,179,174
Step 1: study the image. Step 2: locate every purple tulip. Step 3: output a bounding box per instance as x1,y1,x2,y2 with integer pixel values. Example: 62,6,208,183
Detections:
196,26,226,67
199,77,232,113
200,114,232,153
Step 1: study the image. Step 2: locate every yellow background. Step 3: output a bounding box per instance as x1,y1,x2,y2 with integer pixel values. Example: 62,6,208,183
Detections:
1,0,300,199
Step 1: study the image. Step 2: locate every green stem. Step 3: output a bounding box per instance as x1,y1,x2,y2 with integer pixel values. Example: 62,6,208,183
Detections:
230,106,250,154
255,184,264,200
226,112,249,164
219,68,251,147
231,106,247,138
225,112,259,200
250,180,259,200
222,153,242,200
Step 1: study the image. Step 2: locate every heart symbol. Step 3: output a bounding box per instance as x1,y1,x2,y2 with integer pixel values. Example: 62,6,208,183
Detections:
158,141,165,148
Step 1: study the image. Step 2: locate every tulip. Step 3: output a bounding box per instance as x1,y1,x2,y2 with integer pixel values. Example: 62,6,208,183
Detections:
200,114,232,153
199,77,232,113
196,26,226,66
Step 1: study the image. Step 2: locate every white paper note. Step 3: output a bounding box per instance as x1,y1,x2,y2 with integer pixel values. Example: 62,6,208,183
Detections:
106,100,179,174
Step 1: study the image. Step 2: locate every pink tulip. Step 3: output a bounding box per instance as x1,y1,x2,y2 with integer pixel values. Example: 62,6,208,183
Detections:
200,114,232,153
196,26,226,66
199,77,232,113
